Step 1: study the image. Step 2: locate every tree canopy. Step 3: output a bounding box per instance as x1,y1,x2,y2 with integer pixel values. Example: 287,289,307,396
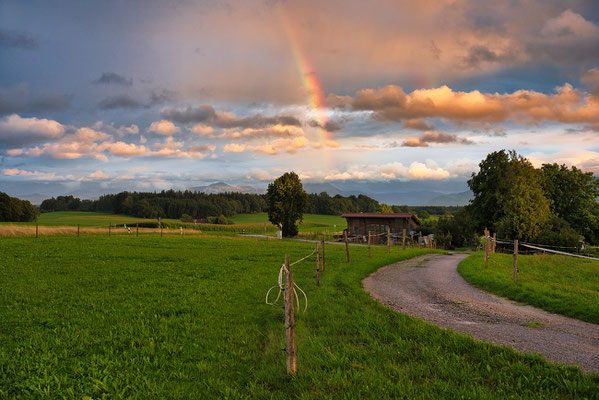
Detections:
266,172,308,237
0,192,38,222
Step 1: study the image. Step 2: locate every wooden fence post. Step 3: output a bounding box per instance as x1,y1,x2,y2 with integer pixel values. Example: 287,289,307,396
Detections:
109,223,111,237
35,224,38,239
368,231,371,258
402,229,406,250
77,224,80,237
160,223,163,237
284,254,296,375
321,236,325,272
513,240,518,282
136,224,139,237
418,232,422,249
484,233,489,269
410,233,414,248
344,230,350,263
315,243,320,287
387,226,391,254
492,233,496,254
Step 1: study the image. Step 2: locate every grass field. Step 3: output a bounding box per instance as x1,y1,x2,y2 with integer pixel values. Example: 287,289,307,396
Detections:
458,252,599,324
1,237,597,398
233,213,346,232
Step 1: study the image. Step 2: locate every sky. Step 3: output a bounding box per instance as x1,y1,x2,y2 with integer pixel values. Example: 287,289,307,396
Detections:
1,0,599,199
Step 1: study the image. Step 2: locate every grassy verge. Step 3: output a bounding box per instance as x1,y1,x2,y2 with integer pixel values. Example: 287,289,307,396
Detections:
458,252,599,324
0,237,597,398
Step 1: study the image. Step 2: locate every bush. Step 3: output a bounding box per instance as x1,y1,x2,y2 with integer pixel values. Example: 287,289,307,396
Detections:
207,215,233,225
180,214,194,223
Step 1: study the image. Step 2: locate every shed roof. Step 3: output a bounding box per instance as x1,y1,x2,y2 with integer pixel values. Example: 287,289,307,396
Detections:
341,212,420,224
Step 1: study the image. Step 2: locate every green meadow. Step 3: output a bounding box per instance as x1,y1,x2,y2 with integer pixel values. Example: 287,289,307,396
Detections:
0,236,597,399
458,252,599,324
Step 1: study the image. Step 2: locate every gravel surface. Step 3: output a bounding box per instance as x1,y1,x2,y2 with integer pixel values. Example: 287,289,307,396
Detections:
363,253,599,374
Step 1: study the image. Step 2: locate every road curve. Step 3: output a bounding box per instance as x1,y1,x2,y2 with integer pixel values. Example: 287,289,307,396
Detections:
362,254,599,374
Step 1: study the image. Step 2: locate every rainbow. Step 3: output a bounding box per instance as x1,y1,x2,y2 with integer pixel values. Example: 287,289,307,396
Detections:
279,5,334,152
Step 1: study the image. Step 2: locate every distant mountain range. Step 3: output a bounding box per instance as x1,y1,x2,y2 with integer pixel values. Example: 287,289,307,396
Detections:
426,191,473,206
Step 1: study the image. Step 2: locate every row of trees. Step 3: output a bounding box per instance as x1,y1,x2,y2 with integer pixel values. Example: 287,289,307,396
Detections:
0,192,38,222
433,150,599,248
40,188,386,222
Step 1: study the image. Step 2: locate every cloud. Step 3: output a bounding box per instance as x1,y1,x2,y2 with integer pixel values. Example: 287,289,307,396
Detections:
191,123,214,135
92,72,132,86
148,89,176,105
0,114,65,146
223,143,246,152
98,95,143,110
527,10,599,64
582,68,599,98
1,168,57,180
0,29,37,49
402,131,474,147
402,119,435,130
460,44,516,68
321,160,451,181
161,105,301,129
87,170,109,180
0,85,70,116
148,120,180,135
102,141,148,157
308,120,343,132
330,83,599,128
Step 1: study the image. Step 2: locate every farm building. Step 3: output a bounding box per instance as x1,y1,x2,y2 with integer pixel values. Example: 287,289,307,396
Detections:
342,213,420,240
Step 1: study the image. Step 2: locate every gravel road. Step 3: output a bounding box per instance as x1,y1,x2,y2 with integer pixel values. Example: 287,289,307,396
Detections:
362,253,599,374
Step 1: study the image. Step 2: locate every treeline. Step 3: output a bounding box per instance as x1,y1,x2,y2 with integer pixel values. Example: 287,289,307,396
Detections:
40,190,393,220
0,192,38,222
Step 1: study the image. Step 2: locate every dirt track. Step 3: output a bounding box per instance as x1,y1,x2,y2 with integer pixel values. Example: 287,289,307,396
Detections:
362,254,599,374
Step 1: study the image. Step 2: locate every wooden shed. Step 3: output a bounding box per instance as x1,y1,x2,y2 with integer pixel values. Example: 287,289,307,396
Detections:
342,213,420,240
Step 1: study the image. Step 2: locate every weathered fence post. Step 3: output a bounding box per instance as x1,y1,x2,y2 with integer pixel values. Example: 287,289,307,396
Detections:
513,240,518,282
418,232,422,249
160,223,163,238
321,236,325,272
484,232,489,269
368,231,371,258
109,222,111,237
77,224,80,237
35,224,38,239
315,243,320,287
402,228,406,250
387,226,391,254
410,233,414,248
492,232,496,254
344,230,350,263
284,254,296,375
136,223,139,237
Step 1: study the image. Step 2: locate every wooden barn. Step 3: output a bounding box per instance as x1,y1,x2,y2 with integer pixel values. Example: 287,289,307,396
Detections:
342,213,420,241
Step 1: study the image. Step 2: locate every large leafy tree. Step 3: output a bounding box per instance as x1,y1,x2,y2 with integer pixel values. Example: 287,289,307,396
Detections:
266,172,308,237
540,163,599,242
468,150,551,241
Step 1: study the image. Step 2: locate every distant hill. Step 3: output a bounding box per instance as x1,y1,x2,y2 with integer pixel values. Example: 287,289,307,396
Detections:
303,182,349,196
426,190,473,206
190,182,262,194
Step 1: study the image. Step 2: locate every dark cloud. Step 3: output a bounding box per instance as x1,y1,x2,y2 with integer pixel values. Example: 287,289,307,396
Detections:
161,105,302,129
92,72,132,86
0,86,70,116
402,131,474,147
461,45,515,68
429,40,441,60
0,29,37,49
308,120,343,132
149,89,177,105
98,95,142,110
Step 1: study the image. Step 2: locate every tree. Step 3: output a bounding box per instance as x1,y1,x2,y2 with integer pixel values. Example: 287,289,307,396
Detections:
377,203,393,213
266,172,308,237
540,163,599,242
468,150,551,241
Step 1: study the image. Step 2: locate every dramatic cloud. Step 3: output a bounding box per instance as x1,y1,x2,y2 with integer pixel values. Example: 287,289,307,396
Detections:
0,114,65,146
92,72,132,86
0,29,37,49
329,83,599,128
402,131,474,147
148,120,180,135
461,45,516,69
98,95,143,110
161,105,301,129
225,136,309,155
0,86,70,116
